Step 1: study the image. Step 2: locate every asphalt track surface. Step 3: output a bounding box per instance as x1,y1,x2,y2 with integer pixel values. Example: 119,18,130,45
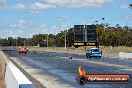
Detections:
3,48,132,88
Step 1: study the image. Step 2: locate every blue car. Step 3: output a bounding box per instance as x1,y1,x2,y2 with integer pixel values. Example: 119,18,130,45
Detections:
86,48,102,58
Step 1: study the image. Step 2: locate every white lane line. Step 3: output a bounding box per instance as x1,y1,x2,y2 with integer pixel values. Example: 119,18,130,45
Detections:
59,57,69,59
71,58,132,72
121,69,132,71
112,57,118,58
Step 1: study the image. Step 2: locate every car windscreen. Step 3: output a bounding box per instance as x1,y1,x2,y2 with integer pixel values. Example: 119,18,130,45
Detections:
91,49,99,52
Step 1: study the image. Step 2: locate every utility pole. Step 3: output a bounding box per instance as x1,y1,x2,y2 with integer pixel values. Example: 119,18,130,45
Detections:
47,34,48,48
102,18,105,32
94,21,98,48
27,39,29,46
16,38,18,47
38,40,40,47
84,25,87,51
24,39,26,46
16,41,17,47
65,30,67,50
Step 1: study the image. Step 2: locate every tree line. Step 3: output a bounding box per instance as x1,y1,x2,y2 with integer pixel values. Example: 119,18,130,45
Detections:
0,24,132,47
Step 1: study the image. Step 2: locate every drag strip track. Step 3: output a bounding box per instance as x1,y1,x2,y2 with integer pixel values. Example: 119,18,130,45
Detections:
3,49,132,88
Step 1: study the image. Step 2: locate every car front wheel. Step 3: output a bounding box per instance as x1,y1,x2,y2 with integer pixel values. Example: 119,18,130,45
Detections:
97,56,101,59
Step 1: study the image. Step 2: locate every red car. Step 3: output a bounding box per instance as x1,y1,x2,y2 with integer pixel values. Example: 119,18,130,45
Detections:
19,48,28,54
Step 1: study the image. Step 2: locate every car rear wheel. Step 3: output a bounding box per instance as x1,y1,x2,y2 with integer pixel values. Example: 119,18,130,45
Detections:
86,55,91,59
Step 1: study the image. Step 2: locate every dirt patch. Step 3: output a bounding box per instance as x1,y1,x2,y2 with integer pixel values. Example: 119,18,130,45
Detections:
0,51,10,88
0,65,6,88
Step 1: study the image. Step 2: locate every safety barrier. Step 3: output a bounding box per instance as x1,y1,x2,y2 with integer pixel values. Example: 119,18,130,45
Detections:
119,52,132,59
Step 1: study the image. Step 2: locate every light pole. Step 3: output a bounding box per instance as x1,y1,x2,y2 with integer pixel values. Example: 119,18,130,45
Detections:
16,38,18,47
102,18,105,32
24,40,26,46
65,30,67,50
47,34,48,48
94,21,99,48
84,25,87,51
63,25,67,50
37,40,40,47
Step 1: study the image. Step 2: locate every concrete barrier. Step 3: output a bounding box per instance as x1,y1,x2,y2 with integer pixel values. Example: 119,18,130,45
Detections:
119,52,132,59
5,62,35,88
0,51,36,88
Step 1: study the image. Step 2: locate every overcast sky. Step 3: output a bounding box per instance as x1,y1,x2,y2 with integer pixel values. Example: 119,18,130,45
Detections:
0,0,131,38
